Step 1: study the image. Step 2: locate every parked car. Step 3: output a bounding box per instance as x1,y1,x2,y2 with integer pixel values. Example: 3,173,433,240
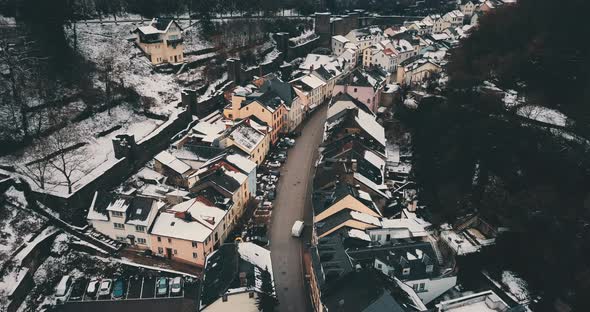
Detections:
267,161,281,168
255,195,265,202
156,277,169,296
266,191,276,200
265,183,276,191
69,278,87,300
98,279,113,297
112,278,126,299
268,170,281,177
249,236,269,247
262,201,273,209
170,277,184,295
86,279,99,297
55,275,72,303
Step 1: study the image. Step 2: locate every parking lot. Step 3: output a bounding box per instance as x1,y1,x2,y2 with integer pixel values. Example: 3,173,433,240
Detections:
60,274,199,312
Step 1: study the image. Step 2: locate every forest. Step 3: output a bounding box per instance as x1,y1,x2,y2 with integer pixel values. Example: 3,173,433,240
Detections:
401,0,590,310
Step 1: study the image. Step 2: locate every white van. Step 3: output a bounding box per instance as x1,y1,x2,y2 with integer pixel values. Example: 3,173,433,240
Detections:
55,275,72,302
291,220,304,237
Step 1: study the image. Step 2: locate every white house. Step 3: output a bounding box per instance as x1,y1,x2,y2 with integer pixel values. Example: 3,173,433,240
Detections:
345,27,384,51
290,74,327,112
87,192,165,249
331,35,350,55
460,0,477,17
368,212,431,244
443,10,465,28
371,243,457,304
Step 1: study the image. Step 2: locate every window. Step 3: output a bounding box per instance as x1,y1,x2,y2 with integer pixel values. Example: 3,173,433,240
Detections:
377,263,382,269
192,241,198,248
157,236,162,242
386,234,391,241
137,238,147,244
168,238,172,243
136,225,146,232
158,247,163,254
173,249,178,255
419,283,425,291
412,284,419,291
353,88,357,93
116,236,126,242
403,268,411,275
113,223,125,230
426,264,434,273
112,211,124,217
215,233,219,241
193,252,198,259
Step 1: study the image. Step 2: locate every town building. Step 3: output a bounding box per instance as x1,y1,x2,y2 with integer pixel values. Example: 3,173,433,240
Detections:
200,242,274,311
216,119,270,166
396,57,442,86
332,67,388,112
132,18,184,65
87,192,165,249
224,88,288,144
149,196,230,267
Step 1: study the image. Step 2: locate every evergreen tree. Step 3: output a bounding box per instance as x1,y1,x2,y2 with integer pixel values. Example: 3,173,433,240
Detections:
256,268,278,312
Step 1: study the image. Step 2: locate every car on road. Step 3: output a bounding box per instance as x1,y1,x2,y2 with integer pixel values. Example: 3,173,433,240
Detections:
265,190,276,200
98,279,113,297
69,278,87,300
86,279,99,297
267,170,281,177
291,220,304,237
156,277,169,296
112,278,126,299
262,201,273,209
170,277,184,295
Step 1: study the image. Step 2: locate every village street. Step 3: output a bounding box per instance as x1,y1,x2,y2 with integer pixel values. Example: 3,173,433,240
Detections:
269,104,327,312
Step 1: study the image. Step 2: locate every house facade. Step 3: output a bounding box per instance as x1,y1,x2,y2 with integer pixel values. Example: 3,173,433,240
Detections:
87,192,164,249
216,120,270,166
396,59,442,86
133,18,184,65
149,197,230,267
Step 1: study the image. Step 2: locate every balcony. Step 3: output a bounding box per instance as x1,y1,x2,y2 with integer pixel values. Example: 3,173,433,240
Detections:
139,34,163,44
167,38,184,47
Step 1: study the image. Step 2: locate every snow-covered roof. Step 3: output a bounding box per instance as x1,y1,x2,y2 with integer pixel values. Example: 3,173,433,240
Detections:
151,198,227,242
154,151,192,175
87,191,109,221
364,150,385,170
238,242,273,273
354,173,391,200
192,112,227,143
380,217,430,237
348,229,372,241
137,25,160,35
517,105,568,127
229,123,266,154
106,198,129,212
355,109,386,146
332,35,350,43
350,210,381,226
299,74,326,89
226,154,256,174
299,54,334,71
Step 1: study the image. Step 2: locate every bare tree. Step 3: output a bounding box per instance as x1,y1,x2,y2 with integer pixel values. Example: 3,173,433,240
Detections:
21,141,54,190
97,40,130,114
47,129,86,194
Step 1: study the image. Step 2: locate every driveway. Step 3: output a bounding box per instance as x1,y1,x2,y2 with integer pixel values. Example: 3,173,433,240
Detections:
269,105,327,312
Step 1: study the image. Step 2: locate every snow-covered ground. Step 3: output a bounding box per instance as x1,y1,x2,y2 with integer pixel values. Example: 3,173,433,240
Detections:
517,105,569,127
0,187,47,264
0,105,164,196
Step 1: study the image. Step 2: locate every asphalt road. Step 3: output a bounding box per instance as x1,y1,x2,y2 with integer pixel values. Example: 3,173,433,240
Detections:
269,104,327,312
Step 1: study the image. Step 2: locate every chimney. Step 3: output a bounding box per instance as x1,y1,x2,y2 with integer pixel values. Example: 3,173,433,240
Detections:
222,294,228,302
351,159,358,172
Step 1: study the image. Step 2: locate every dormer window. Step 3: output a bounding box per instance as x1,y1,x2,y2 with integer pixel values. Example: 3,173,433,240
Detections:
403,267,410,275
112,211,124,217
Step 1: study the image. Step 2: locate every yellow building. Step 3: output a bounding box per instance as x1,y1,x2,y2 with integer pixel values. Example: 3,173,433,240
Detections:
133,18,184,65
217,120,270,166
224,90,288,144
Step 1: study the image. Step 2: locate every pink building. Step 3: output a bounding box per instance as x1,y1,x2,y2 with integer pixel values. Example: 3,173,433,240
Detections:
332,68,388,113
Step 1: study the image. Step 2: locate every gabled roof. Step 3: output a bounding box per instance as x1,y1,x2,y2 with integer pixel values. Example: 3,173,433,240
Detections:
151,197,227,242
226,121,266,154
328,92,375,119
154,151,192,175
259,76,298,106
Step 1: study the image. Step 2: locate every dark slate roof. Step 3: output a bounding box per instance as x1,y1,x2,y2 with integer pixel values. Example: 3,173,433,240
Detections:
322,134,384,159
330,92,375,116
313,183,376,216
152,18,182,31
324,110,386,154
260,77,297,106
200,243,240,307
194,186,233,210
322,269,418,312
126,196,156,222
316,209,359,237
316,235,354,284
200,169,242,193
312,66,336,82
347,241,439,281
92,191,115,218
337,68,373,88
243,89,285,111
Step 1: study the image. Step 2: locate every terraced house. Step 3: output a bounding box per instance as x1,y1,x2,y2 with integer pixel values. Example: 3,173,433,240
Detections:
133,18,184,65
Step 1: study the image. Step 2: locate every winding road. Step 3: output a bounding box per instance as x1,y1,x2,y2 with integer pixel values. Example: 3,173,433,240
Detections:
269,105,327,312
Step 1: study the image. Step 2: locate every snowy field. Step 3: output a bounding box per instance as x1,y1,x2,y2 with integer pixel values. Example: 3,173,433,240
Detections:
0,105,164,196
